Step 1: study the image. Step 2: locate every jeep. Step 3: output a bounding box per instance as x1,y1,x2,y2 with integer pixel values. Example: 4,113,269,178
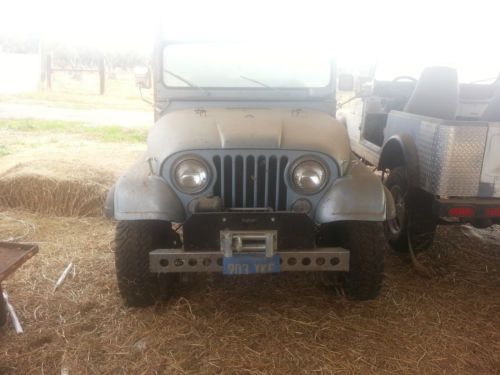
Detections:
105,41,395,306
337,65,500,252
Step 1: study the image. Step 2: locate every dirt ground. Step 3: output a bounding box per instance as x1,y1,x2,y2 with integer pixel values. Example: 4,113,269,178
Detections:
0,72,152,127
0,127,499,374
1,212,499,375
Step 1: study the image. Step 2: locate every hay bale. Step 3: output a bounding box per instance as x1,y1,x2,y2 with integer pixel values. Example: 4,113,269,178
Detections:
0,161,112,217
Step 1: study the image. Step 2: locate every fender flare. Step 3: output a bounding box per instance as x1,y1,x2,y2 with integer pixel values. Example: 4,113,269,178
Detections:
105,157,186,222
378,133,419,187
315,161,396,223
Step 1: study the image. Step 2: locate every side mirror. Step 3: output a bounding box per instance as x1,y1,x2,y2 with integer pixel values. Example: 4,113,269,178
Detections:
338,74,355,91
134,66,151,89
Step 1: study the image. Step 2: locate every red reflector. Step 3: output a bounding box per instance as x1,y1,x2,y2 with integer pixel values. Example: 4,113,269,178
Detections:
486,207,500,218
448,207,475,217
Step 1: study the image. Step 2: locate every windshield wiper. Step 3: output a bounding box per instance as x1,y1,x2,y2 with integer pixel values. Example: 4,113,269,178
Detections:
164,69,210,96
239,75,299,97
468,76,499,84
239,75,273,88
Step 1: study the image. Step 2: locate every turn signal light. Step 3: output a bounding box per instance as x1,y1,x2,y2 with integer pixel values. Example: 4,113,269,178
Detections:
485,207,500,218
448,207,475,217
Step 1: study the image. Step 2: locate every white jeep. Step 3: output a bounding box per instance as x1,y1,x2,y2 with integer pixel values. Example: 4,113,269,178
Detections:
106,41,395,306
337,65,500,252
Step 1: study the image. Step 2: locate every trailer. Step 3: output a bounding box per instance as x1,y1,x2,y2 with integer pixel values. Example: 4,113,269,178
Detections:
0,242,38,327
337,66,500,251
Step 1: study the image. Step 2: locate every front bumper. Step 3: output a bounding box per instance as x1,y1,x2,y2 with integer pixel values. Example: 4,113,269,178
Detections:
149,248,350,273
149,211,350,273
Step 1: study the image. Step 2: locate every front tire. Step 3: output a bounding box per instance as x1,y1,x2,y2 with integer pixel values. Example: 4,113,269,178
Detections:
115,220,180,307
344,221,385,300
383,167,438,252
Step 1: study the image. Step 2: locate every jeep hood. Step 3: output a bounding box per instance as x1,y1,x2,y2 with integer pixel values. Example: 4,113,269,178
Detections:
148,107,352,174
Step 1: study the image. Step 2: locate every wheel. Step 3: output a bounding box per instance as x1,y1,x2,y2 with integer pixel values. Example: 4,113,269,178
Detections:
115,220,180,307
344,221,385,300
0,286,7,328
383,167,438,252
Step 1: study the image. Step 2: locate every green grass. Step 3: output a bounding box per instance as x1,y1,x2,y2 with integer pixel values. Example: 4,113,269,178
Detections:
0,118,147,143
0,144,10,157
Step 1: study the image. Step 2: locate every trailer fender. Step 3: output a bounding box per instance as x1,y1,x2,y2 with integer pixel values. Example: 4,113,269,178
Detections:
378,133,419,187
315,161,396,223
107,156,186,222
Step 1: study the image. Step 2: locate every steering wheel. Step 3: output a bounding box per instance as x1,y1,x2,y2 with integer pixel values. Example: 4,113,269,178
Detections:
392,76,418,83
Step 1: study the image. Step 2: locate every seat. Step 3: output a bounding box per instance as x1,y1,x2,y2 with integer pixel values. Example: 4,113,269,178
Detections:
404,66,459,120
373,80,417,112
481,86,500,122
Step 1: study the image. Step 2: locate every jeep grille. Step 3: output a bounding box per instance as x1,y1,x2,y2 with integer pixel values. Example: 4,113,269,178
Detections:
212,155,289,210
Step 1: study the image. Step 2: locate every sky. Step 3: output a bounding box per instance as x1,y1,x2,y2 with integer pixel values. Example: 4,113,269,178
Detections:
1,0,499,80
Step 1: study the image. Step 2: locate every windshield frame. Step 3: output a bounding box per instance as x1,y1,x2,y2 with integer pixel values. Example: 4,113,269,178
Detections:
155,40,336,101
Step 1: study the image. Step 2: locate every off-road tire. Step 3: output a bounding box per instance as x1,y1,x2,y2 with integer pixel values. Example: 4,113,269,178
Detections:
0,287,7,328
383,167,438,252
344,221,385,300
115,220,179,307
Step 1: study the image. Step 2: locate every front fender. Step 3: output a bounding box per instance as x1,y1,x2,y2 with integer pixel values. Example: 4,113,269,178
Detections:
109,156,186,222
315,161,395,223
378,132,419,187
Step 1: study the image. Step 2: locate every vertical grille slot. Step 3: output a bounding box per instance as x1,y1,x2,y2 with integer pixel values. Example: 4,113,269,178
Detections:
268,156,278,209
213,156,221,197
246,155,255,207
223,156,232,207
278,156,288,210
256,156,267,207
234,156,244,207
212,153,288,210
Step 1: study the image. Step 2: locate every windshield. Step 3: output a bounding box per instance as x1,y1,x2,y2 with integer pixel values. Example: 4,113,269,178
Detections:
162,43,332,89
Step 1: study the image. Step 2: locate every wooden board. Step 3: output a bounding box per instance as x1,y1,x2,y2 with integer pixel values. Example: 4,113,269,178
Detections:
0,242,38,281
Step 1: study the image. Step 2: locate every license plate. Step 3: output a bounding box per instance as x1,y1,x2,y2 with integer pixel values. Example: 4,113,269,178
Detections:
223,254,280,275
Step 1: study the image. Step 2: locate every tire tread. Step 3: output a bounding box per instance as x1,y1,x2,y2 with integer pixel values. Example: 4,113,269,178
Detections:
344,221,385,300
115,220,176,307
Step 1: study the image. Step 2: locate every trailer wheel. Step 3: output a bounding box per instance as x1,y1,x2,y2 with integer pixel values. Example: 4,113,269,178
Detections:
0,286,7,328
383,167,438,252
343,221,385,300
115,220,180,307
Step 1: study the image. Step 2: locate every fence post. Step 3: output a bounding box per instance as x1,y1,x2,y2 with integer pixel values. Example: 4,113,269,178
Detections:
46,54,52,90
99,58,106,95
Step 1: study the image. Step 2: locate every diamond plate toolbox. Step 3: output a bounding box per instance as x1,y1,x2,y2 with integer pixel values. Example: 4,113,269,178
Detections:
417,121,488,197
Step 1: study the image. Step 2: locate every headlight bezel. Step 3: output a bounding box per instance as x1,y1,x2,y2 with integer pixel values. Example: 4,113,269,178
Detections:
170,155,211,194
289,156,329,195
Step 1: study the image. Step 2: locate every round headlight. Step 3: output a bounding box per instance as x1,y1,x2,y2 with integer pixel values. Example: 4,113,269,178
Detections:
173,158,209,193
291,159,327,194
